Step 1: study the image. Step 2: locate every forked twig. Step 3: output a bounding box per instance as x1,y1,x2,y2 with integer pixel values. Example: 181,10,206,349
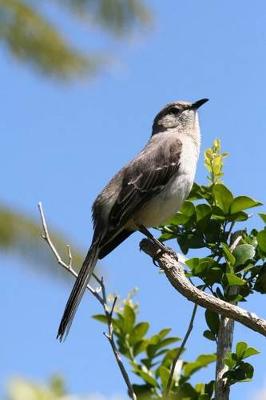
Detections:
37,202,136,400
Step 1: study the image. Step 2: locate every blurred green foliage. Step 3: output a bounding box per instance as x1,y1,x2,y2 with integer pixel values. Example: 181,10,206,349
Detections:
0,0,151,79
0,204,83,276
7,376,66,400
0,0,151,275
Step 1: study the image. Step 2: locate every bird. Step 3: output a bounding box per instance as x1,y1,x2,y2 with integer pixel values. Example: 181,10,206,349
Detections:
57,98,208,340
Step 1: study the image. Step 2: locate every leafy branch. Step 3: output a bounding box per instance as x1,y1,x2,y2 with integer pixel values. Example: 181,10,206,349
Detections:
38,140,266,399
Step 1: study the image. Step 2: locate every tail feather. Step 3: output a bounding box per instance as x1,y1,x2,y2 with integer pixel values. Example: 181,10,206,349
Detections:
98,229,133,259
57,243,100,341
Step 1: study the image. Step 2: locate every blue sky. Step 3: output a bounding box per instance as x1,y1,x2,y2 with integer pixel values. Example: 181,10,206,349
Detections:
1,1,266,399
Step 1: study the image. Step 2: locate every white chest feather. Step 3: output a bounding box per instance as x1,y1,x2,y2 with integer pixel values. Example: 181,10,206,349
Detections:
134,135,199,227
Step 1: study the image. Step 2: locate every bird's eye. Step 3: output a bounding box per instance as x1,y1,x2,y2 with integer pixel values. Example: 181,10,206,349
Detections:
168,107,180,115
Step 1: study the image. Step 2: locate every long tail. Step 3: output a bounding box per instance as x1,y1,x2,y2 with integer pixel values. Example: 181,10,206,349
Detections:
57,242,100,341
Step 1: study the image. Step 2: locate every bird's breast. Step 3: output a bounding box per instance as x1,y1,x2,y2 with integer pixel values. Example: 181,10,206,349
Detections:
133,136,199,227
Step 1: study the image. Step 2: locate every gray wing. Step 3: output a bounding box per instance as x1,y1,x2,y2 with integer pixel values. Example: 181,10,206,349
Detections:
108,138,182,229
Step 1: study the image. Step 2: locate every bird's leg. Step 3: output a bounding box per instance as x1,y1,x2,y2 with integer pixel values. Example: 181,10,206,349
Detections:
138,225,168,252
137,225,166,250
138,224,178,262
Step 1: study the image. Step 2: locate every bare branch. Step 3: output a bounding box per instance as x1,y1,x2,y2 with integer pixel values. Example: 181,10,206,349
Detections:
38,202,136,400
215,316,234,400
38,202,104,305
140,238,266,337
104,296,137,400
67,245,73,267
215,236,242,400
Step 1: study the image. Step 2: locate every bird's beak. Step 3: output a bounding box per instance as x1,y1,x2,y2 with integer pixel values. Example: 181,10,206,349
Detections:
191,98,209,110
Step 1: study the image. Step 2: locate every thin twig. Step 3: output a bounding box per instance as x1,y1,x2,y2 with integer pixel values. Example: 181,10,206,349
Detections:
38,202,103,305
67,245,73,267
165,303,198,397
230,235,242,252
227,221,235,241
38,202,136,400
104,297,137,400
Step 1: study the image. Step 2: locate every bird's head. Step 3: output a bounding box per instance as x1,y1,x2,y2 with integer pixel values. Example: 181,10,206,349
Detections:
152,98,208,136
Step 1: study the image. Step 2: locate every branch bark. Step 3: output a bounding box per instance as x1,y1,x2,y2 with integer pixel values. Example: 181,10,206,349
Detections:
139,238,266,337
215,316,234,399
215,236,241,400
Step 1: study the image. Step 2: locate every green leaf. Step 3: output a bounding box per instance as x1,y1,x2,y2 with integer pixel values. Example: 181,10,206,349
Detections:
123,304,136,333
175,201,196,227
259,213,266,224
161,348,185,369
226,273,246,286
136,370,158,387
183,354,216,377
240,362,254,380
129,322,149,344
236,342,248,359
186,258,200,270
221,243,236,265
92,314,108,324
203,330,216,341
224,361,254,383
196,204,212,222
184,232,205,249
158,328,171,339
243,347,260,359
189,182,208,200
257,230,266,253
132,384,153,398
159,232,176,241
228,211,249,222
224,353,236,369
146,337,179,358
212,205,226,220
159,337,180,347
113,314,125,331
205,267,223,285
233,244,255,267
204,140,228,184
254,266,266,293
205,310,220,335
167,212,190,226
204,220,223,243
213,184,234,213
133,340,148,356
179,383,199,397
187,257,219,278
235,343,260,360
230,196,262,214
180,201,196,217
159,366,170,390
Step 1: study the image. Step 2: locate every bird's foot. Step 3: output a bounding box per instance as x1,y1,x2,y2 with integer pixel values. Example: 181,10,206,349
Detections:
138,224,177,262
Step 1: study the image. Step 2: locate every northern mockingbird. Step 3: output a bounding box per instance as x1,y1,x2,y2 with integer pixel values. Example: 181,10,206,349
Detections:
57,98,208,340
